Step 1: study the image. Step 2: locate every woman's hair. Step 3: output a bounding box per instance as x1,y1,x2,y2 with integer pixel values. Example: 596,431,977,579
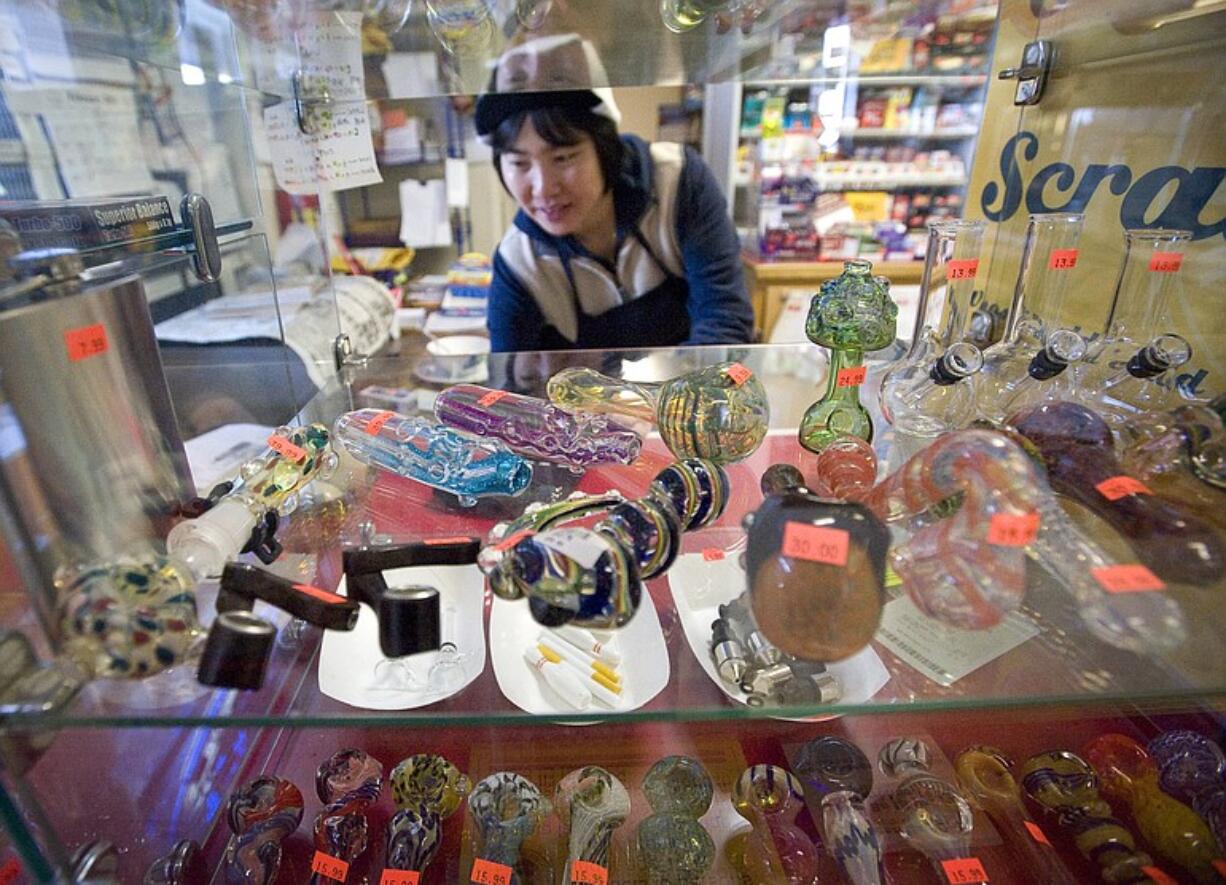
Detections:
489,104,623,193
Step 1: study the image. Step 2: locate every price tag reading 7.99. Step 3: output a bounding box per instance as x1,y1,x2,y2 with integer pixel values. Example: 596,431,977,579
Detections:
941,857,989,883
471,859,513,885
782,522,850,567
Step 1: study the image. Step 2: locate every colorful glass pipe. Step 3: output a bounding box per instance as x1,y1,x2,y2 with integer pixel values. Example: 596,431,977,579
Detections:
1084,733,1224,884
223,776,303,885
333,409,532,507
637,756,716,884
800,259,898,452
953,747,1079,885
744,485,889,661
467,772,550,883
730,765,820,884
547,361,770,463
555,766,630,881
310,749,383,884
390,753,472,819
812,435,878,501
821,791,883,885
434,383,642,471
1013,401,1226,585
1148,731,1226,859
385,808,440,874
1120,404,1226,516
1020,750,1155,883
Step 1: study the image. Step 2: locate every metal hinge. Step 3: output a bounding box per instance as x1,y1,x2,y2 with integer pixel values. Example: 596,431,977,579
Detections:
998,39,1054,105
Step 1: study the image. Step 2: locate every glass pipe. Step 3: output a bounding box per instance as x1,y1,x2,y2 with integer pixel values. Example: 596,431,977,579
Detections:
390,754,472,819
953,747,1080,885
547,362,770,464
1084,733,1223,884
729,765,821,884
310,749,383,884
1080,334,1193,431
648,458,731,532
1195,786,1226,862
385,808,441,874
744,484,889,661
555,766,631,880
144,839,207,885
880,220,987,437
638,756,716,884
812,435,878,501
793,736,874,801
223,776,304,885
515,0,553,29
821,791,884,885
168,423,336,579
800,260,899,452
333,409,532,507
993,329,1088,421
861,429,1040,629
1020,750,1155,883
1012,401,1226,586
467,772,550,882
425,0,494,54
1148,731,1226,806
433,384,642,472
1119,404,1226,524
974,213,1085,424
878,738,983,885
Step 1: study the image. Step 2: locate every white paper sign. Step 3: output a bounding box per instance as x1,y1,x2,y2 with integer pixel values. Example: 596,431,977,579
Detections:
398,178,451,247
382,52,440,98
296,10,366,102
445,157,470,208
875,596,1039,687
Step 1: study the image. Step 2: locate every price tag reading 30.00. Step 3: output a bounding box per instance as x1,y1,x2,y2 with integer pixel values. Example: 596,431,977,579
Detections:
782,522,850,567
471,858,513,885
941,857,989,884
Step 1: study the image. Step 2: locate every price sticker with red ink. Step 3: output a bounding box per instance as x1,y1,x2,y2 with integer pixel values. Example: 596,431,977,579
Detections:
571,860,609,885
1048,248,1079,270
0,857,21,884
1142,867,1179,885
1095,475,1152,501
267,433,308,462
782,522,850,567
311,851,350,882
836,366,867,388
479,389,510,407
380,871,420,885
1092,564,1166,594
948,259,979,280
471,859,513,885
941,857,989,883
1149,252,1184,273
987,511,1040,547
365,410,395,435
725,363,753,386
1213,860,1226,877
1023,820,1052,846
702,547,725,561
425,536,474,546
64,323,109,362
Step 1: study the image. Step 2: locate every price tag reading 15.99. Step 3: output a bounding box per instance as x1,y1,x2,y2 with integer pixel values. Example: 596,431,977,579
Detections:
941,857,989,884
571,860,609,884
311,851,349,882
782,522,850,567
471,859,513,885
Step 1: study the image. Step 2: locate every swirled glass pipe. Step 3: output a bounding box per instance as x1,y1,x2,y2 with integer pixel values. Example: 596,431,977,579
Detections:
730,765,820,884
812,435,878,501
799,260,898,452
391,754,472,818
310,749,383,884
638,756,716,884
648,459,730,531
1120,404,1226,522
1020,750,1155,883
223,776,303,885
1013,401,1226,586
555,766,631,880
1148,730,1226,818
333,409,532,507
547,362,769,463
467,772,550,883
434,384,642,471
167,423,336,579
953,747,1079,885
385,808,441,875
1084,734,1224,884
821,791,883,885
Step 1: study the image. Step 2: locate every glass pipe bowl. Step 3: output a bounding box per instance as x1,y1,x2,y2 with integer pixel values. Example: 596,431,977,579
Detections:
390,754,471,818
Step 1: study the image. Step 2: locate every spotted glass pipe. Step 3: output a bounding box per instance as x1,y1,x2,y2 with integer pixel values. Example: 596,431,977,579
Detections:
637,756,716,884
223,776,304,885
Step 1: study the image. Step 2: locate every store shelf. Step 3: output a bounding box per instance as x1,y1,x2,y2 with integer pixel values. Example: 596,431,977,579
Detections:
813,174,968,189
837,126,979,139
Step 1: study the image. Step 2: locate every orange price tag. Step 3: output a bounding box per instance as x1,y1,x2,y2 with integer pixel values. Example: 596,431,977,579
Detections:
0,857,21,884
64,322,109,362
426,536,473,546
701,548,725,561
1213,860,1226,877
267,434,308,462
380,872,420,885
493,528,535,552
366,410,395,435
987,511,1040,547
941,857,989,884
1093,564,1166,594
947,259,979,280
782,522,850,566
471,858,513,885
479,389,510,407
1048,248,1079,270
571,860,608,885
1142,867,1179,885
1023,820,1051,846
1149,252,1184,273
293,583,347,605
311,851,350,882
725,362,753,386
1095,475,1152,501
836,366,867,388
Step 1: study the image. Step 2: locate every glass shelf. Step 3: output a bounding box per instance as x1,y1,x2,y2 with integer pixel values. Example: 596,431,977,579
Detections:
11,343,1225,731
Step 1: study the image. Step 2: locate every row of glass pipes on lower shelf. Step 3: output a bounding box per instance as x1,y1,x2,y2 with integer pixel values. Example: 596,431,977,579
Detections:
129,727,1226,885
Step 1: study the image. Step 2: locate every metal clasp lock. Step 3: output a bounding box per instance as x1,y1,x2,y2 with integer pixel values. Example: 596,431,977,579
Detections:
998,39,1054,106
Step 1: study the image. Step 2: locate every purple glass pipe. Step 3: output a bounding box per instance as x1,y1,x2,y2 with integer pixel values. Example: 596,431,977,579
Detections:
224,776,304,885
435,384,642,471
310,749,383,883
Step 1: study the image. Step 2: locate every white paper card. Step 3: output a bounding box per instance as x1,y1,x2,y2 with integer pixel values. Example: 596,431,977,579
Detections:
382,51,440,98
398,178,451,247
537,527,605,569
875,596,1039,686
445,157,470,207
296,10,366,102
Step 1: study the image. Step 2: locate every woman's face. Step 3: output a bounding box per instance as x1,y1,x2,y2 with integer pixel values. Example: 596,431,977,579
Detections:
499,117,609,241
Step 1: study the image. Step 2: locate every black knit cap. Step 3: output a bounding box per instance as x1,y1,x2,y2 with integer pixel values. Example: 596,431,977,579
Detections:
474,89,603,138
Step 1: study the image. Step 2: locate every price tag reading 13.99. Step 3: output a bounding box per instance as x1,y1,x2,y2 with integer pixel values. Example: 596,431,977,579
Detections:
782,522,850,567
471,859,513,885
941,857,989,884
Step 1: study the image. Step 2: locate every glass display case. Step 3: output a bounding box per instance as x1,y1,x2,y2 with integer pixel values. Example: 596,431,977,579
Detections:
0,1,1224,883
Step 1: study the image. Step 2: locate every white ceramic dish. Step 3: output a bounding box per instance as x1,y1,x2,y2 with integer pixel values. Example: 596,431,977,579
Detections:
318,563,486,710
412,356,489,386
489,591,670,720
668,552,890,720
